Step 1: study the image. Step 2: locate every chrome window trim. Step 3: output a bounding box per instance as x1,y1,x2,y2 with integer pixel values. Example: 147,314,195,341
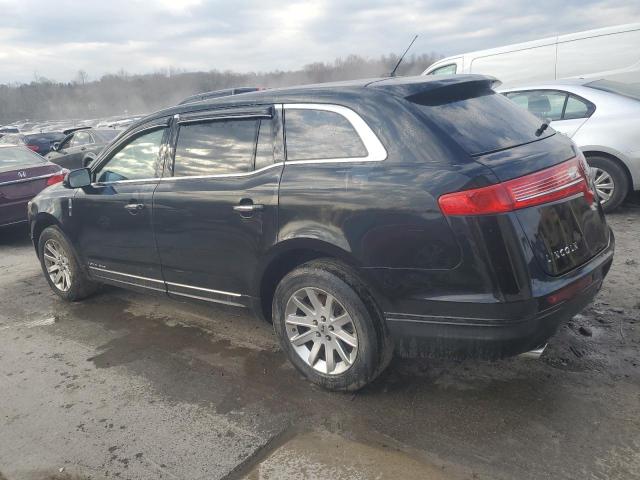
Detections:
0,171,63,187
92,103,386,186
282,103,387,163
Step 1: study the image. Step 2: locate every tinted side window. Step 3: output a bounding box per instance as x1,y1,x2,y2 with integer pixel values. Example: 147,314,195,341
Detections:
563,95,591,120
285,109,367,161
174,119,258,177
95,128,165,183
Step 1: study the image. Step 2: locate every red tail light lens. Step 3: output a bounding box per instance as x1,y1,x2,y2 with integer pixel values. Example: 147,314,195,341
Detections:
439,157,594,216
46,171,67,186
27,144,40,152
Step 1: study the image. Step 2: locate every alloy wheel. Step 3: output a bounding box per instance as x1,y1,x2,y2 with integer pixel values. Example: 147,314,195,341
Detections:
593,168,615,205
284,287,358,375
43,239,72,292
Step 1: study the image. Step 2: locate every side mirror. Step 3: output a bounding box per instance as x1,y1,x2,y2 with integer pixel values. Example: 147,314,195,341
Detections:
52,142,60,151
83,155,95,167
63,168,92,189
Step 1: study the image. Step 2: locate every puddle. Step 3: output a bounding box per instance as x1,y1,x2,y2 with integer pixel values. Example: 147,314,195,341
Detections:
240,430,461,480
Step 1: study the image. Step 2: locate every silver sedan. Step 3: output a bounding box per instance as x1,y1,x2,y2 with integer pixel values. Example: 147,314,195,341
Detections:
499,79,640,212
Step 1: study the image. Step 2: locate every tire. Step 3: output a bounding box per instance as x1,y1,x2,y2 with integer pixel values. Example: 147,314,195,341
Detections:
272,259,392,391
38,225,99,301
586,155,629,213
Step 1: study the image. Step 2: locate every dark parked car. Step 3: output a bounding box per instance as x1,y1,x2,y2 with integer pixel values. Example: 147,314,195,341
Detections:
0,145,66,228
46,128,121,169
178,87,263,105
0,132,66,156
28,75,614,390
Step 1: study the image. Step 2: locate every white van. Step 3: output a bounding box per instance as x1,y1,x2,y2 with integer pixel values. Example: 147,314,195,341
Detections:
422,23,640,88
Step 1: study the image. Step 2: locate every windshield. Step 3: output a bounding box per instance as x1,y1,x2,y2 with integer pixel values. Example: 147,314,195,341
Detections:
586,80,640,101
409,84,554,156
0,146,46,168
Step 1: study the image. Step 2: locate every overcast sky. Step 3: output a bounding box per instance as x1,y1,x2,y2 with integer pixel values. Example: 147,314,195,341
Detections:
0,0,638,84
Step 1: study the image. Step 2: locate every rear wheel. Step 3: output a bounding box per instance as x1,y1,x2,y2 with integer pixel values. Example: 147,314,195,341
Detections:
272,259,392,391
38,226,99,301
586,155,629,212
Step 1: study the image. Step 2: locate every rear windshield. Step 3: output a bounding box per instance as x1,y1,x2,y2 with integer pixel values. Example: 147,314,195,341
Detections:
585,80,640,101
97,129,121,141
0,146,46,167
408,83,554,156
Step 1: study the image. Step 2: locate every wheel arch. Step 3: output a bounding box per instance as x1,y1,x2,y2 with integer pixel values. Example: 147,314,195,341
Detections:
582,149,633,192
255,238,367,322
31,213,62,257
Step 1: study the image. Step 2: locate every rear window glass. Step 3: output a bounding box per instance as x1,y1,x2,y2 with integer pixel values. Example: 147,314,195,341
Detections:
0,146,46,167
409,84,553,156
285,109,367,161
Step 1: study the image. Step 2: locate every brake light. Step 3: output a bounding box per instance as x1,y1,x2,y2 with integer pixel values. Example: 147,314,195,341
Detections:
439,157,595,216
46,170,67,186
27,144,40,152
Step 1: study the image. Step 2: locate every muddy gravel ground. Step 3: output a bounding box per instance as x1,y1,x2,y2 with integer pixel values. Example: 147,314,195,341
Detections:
0,196,639,480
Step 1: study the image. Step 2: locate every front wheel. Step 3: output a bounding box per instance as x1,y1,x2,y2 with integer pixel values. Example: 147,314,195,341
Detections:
38,226,99,301
272,259,392,391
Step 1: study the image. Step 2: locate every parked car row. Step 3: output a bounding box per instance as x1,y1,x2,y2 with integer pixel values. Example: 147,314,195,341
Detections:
45,128,122,169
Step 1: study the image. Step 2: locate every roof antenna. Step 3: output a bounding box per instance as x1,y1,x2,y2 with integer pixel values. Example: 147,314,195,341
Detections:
389,34,418,77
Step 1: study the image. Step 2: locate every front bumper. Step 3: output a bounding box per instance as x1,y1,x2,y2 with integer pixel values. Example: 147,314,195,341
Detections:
385,229,615,360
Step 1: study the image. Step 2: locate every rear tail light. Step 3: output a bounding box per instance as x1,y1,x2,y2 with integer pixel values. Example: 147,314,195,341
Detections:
46,170,68,186
27,144,40,152
438,156,595,216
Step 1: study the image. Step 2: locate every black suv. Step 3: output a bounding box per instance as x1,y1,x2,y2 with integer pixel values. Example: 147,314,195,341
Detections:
29,75,614,391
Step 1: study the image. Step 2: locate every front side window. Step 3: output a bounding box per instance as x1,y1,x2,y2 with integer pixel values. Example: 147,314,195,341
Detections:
173,119,259,177
429,64,457,75
285,109,367,161
95,128,165,183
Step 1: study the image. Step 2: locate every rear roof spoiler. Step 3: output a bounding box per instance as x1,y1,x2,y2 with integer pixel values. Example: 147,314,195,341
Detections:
62,126,92,135
367,74,502,97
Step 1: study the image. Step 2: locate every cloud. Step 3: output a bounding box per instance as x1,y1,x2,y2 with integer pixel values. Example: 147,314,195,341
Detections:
0,0,637,83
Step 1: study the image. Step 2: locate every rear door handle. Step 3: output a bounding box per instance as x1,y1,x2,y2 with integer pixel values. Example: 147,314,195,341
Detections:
124,203,145,214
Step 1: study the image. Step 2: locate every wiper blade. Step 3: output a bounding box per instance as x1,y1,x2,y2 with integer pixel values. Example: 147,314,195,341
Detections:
535,117,552,137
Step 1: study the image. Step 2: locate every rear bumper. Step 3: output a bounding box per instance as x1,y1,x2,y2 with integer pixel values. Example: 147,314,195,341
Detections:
384,229,615,359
